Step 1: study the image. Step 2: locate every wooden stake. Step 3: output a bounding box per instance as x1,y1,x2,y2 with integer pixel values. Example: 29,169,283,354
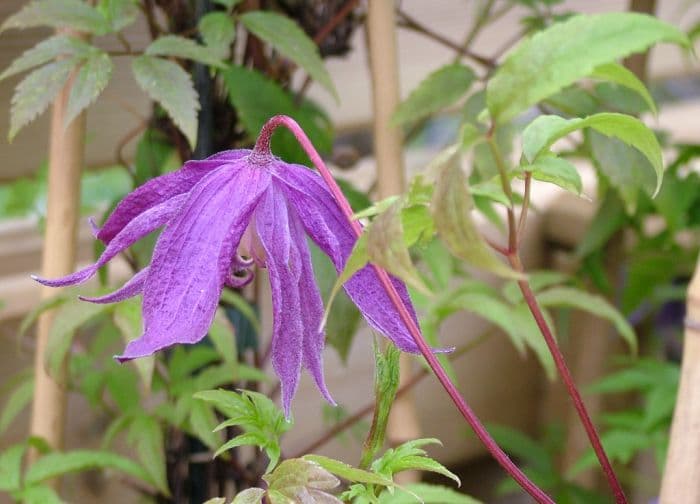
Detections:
660,255,700,502
366,0,421,476
28,31,87,461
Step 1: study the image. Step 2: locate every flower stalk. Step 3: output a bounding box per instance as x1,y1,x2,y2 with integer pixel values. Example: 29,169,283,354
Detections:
257,115,554,504
486,124,626,504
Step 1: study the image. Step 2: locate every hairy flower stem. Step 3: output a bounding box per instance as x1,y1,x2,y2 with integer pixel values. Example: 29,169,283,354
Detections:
254,115,554,504
487,126,627,504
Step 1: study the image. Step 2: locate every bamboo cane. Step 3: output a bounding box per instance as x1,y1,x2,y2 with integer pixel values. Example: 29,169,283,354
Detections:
28,30,87,463
660,255,700,502
366,0,421,474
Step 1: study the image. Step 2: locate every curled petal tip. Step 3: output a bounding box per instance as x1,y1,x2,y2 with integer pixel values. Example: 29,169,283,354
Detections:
87,217,100,238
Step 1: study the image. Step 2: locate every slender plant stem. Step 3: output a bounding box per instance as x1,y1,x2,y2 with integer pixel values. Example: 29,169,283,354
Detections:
291,331,492,458
253,115,555,504
487,124,627,503
517,171,531,246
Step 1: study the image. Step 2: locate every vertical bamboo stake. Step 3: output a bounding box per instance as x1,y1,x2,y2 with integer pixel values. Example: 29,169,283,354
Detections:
660,255,700,502
28,30,87,461
366,0,421,473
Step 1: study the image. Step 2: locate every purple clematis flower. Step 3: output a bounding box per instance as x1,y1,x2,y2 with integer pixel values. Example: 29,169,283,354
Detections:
33,123,427,416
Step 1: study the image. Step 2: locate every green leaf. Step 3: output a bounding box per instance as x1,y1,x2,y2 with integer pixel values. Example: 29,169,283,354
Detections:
204,498,227,504
523,156,582,195
372,438,459,485
589,63,656,115
0,444,26,492
431,153,519,278
521,113,663,194
378,483,481,503
310,244,361,362
214,0,243,9
128,415,169,495
392,63,475,126
15,484,64,504
239,11,337,99
199,12,236,60
19,293,70,337
222,64,333,164
488,424,552,473
0,35,92,81
9,59,78,141
145,35,225,68
366,202,430,294
536,286,636,352
45,297,113,378
25,450,153,487
232,488,266,504
219,289,261,335
113,299,154,390
589,131,657,212
576,192,627,258
189,401,223,451
98,0,138,31
511,304,556,381
65,50,113,126
0,376,34,435
1,0,111,34
569,430,650,476
264,458,342,503
303,455,394,486
214,432,267,458
132,55,199,149
487,13,688,124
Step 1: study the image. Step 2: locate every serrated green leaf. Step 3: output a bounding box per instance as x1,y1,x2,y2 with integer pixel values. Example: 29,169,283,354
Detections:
569,430,650,476
0,444,26,492
219,289,261,334
132,55,199,148
523,156,582,195
366,202,430,294
378,483,481,503
522,113,663,194
204,498,227,504
392,63,475,126
199,12,235,59
264,458,341,503
0,376,34,435
431,153,519,278
1,0,111,34
589,62,656,115
536,286,636,352
145,35,225,68
98,0,138,31
65,50,112,126
488,424,552,473
232,488,266,504
303,455,393,487
0,35,92,81
487,13,689,124
9,59,78,141
239,11,337,100
128,415,169,495
45,296,113,379
25,450,153,487
15,484,64,504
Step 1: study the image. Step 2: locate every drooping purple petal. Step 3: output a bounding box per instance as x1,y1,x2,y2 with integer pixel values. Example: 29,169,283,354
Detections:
97,149,250,243
117,161,270,361
254,184,303,417
274,163,423,353
79,267,149,304
33,195,185,288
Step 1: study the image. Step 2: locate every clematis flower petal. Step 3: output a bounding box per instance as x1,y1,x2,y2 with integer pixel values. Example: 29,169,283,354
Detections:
33,195,185,288
117,162,270,361
256,181,334,416
79,267,149,304
274,163,423,353
97,150,248,243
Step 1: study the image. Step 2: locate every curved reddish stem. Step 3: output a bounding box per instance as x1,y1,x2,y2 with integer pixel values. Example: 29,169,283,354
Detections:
254,115,554,504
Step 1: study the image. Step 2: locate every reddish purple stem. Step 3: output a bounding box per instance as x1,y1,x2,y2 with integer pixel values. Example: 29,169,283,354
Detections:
255,115,554,504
